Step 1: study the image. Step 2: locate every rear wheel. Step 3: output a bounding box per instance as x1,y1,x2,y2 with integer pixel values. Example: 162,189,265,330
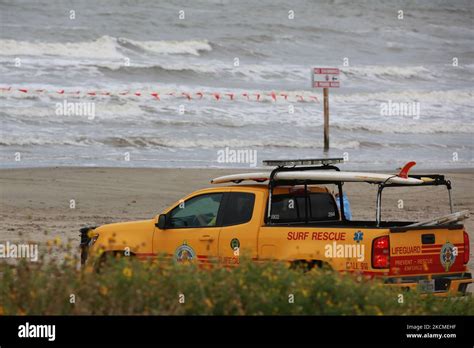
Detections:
290,260,327,272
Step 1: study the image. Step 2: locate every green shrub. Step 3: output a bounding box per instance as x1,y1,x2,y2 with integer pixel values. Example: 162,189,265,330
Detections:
0,253,472,315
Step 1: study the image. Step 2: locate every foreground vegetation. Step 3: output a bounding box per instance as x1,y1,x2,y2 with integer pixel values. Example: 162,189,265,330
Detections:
0,251,472,315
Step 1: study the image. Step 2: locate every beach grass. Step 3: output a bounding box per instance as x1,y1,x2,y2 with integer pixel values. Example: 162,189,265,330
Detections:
0,244,472,316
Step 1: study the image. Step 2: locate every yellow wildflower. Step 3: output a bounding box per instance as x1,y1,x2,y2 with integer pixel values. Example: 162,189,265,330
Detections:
204,298,213,308
123,267,133,278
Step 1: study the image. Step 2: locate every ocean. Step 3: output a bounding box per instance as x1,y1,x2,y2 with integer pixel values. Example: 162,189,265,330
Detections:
0,0,473,169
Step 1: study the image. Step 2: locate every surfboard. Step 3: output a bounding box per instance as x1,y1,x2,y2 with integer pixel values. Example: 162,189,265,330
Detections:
210,171,424,185
211,172,271,184
406,210,470,227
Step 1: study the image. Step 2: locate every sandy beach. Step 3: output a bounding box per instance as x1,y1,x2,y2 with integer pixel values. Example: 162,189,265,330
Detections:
0,167,472,271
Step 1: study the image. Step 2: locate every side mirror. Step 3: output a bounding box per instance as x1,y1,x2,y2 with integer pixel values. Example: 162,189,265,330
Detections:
156,214,167,229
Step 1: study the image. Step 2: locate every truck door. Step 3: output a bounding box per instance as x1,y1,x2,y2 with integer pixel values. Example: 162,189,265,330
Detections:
153,192,225,265
218,191,259,265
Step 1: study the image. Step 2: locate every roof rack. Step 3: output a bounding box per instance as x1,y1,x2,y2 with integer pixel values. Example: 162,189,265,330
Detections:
263,157,344,167
264,158,345,225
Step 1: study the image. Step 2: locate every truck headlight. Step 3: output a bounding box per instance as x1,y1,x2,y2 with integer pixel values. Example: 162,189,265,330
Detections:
88,234,99,247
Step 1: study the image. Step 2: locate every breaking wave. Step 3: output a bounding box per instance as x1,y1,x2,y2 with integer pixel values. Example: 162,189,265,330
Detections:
342,65,435,80
0,36,124,59
0,36,213,59
332,122,474,134
117,37,212,56
0,134,360,150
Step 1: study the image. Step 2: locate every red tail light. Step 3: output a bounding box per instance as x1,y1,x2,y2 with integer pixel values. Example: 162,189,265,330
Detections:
372,236,390,269
463,231,470,264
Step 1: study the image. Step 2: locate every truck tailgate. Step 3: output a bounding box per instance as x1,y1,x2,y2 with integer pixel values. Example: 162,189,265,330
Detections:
389,226,466,276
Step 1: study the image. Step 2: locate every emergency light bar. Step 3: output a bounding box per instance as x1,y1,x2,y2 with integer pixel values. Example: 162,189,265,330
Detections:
263,158,344,167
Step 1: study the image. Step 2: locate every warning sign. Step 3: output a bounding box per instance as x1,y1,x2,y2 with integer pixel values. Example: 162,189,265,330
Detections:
312,67,340,88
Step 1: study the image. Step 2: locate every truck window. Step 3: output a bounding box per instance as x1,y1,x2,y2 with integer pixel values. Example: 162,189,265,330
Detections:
222,192,255,226
310,193,339,221
271,192,339,223
169,193,223,228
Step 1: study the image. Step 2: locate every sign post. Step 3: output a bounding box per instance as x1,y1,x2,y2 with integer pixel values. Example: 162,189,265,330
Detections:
323,87,329,151
311,67,340,152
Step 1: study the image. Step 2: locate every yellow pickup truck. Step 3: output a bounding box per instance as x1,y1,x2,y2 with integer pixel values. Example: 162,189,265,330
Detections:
80,158,472,296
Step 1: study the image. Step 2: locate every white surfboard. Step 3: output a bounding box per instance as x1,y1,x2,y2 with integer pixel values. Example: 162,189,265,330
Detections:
210,171,424,185
407,210,470,227
210,172,271,184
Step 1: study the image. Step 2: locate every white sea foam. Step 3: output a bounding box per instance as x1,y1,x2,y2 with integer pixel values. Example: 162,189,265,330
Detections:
341,65,435,80
332,122,474,134
332,90,474,103
0,0,472,169
0,35,452,87
0,36,124,59
0,36,212,59
118,38,212,56
0,132,360,150
0,134,94,146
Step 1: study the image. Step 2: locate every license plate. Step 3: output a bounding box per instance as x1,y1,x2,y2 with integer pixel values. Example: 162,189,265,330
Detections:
418,279,435,293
